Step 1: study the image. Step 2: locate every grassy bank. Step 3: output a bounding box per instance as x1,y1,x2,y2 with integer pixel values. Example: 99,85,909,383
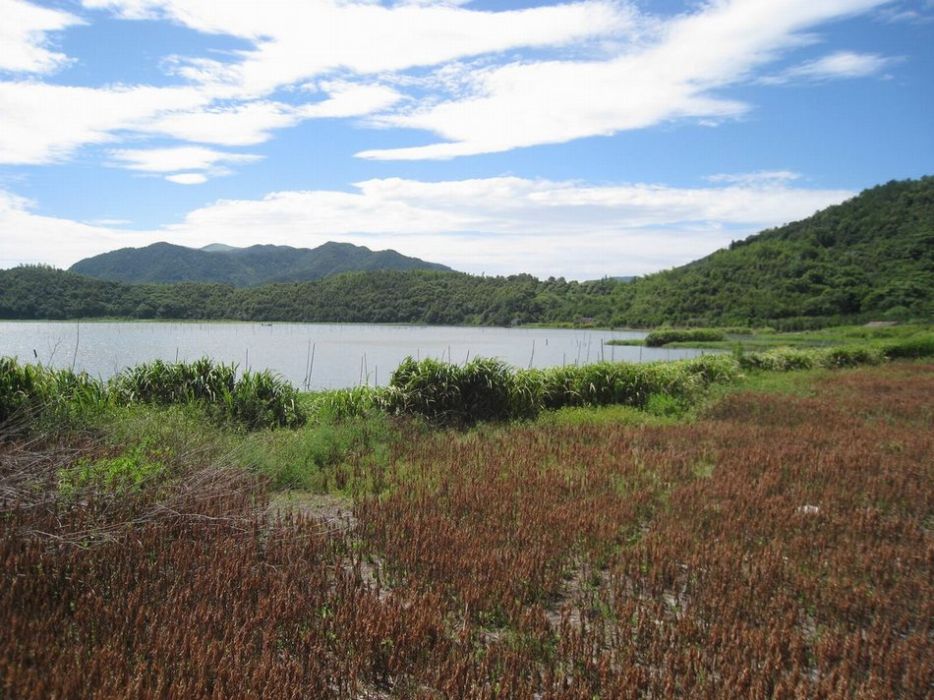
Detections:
2,343,933,697
3,360,931,697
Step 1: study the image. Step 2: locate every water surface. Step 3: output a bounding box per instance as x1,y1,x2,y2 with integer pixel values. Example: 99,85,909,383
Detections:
0,322,713,390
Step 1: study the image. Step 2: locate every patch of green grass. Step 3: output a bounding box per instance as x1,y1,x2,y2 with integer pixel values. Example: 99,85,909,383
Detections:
534,403,680,428
58,446,166,497
236,412,396,493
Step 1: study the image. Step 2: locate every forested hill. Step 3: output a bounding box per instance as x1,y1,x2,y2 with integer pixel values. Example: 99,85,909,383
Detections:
612,177,933,325
2,177,932,326
69,241,452,285
0,267,617,326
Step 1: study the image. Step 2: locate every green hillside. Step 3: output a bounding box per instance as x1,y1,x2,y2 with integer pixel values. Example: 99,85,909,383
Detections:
610,177,933,325
2,177,931,326
69,241,451,286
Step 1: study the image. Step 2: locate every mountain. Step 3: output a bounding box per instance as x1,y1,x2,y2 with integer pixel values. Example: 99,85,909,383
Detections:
608,176,934,325
3,177,931,326
69,241,452,286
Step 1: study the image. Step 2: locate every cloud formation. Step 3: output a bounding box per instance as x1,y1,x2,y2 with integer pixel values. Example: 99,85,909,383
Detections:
0,0,898,170
0,0,82,74
359,0,891,159
1,176,854,278
759,50,899,84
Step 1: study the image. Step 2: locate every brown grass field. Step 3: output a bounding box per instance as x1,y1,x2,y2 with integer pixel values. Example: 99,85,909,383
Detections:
2,364,932,698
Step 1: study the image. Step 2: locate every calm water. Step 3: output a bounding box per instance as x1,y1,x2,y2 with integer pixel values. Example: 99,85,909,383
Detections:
0,322,714,390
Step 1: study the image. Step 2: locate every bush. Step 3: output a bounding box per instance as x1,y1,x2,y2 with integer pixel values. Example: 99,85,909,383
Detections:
307,386,383,423
822,346,884,368
881,335,934,359
219,369,305,430
382,357,518,426
0,357,107,435
111,359,304,430
111,358,236,405
381,354,742,426
644,329,726,347
739,345,889,371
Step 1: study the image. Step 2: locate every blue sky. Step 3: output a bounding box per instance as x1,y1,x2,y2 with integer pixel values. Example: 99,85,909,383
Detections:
1,0,931,279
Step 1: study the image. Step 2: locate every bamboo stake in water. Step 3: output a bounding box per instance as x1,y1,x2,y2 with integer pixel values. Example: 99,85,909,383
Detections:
528,339,535,369
70,321,80,372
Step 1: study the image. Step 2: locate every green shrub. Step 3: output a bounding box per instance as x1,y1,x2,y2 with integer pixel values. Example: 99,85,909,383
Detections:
881,335,934,359
219,369,305,430
382,356,518,425
58,447,166,496
111,358,236,405
307,386,383,422
0,357,107,434
110,359,304,430
644,329,725,347
739,347,820,371
822,346,884,368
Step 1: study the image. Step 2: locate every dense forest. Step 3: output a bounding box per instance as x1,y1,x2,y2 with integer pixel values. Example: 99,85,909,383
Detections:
70,240,451,286
2,177,931,326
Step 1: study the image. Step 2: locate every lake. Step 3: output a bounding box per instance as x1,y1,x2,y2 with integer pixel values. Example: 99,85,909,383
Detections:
0,322,714,390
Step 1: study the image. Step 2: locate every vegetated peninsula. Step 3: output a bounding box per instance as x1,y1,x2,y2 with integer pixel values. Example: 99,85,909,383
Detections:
69,241,452,286
2,176,932,326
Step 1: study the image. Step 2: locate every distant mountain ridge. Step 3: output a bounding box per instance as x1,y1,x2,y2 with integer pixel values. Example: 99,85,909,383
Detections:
69,241,452,286
4,177,931,325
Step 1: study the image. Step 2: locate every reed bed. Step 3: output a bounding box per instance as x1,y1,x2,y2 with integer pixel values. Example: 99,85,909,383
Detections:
0,357,304,433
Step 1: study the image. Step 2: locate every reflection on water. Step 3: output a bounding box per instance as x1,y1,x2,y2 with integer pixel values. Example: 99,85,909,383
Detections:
0,322,716,390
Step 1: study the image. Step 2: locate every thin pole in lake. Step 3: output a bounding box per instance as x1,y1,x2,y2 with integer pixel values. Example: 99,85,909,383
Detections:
528,340,535,369
70,321,80,372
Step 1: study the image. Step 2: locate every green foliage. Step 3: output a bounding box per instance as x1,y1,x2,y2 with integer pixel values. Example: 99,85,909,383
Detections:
5,177,932,328
58,447,166,496
380,354,742,426
306,386,383,422
382,356,521,425
609,177,934,326
644,329,725,346
237,413,394,491
1,356,304,433
738,345,887,372
0,357,107,433
111,358,236,405
217,369,305,430
69,240,451,286
881,334,934,358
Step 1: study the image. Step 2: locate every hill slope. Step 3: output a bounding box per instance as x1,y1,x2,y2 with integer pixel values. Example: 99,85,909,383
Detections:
3,177,932,325
609,177,934,325
69,241,452,286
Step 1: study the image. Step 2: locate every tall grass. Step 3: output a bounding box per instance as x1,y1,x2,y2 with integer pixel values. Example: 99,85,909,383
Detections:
0,357,304,433
0,358,106,433
644,328,725,346
378,354,741,426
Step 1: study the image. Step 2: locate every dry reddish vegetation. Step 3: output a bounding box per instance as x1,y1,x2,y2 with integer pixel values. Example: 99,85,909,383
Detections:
2,364,932,698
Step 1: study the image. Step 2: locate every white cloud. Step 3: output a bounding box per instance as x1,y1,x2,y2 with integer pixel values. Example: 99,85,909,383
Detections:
0,189,150,267
298,82,402,119
84,0,633,97
108,146,262,172
0,82,205,164
165,173,208,185
358,0,892,160
705,170,801,185
0,0,82,74
0,176,855,278
758,50,899,84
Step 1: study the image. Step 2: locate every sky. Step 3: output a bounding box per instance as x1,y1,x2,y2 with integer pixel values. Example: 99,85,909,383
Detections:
0,0,931,280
